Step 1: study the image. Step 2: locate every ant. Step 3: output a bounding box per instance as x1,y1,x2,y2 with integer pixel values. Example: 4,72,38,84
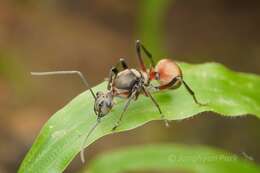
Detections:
31,40,205,162
108,40,205,130
30,71,114,163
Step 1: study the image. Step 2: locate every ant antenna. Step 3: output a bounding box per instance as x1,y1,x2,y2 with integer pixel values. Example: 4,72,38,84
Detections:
31,71,96,99
80,117,101,163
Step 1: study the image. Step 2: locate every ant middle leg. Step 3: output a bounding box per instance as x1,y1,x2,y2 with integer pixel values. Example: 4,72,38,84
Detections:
142,86,169,127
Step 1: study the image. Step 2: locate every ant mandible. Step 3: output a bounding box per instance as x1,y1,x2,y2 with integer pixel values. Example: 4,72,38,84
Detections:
108,40,205,130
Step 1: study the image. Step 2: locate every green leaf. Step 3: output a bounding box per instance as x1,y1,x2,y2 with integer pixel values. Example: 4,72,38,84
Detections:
85,144,260,173
18,62,260,173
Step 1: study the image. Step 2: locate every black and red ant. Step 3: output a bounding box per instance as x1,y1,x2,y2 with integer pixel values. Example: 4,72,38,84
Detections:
31,40,205,163
108,40,205,130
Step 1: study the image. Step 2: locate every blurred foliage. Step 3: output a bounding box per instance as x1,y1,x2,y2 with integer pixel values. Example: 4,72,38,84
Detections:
0,52,17,80
18,62,260,173
84,144,260,173
138,0,173,57
0,51,26,87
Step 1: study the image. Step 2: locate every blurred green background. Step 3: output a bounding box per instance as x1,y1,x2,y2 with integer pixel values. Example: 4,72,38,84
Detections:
0,0,259,172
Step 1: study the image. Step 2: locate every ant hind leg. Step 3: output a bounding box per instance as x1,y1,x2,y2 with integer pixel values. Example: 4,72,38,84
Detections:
177,77,207,106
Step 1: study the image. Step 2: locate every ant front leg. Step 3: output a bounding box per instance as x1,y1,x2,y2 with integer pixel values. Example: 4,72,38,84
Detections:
107,58,129,90
136,40,155,71
31,70,96,99
80,117,101,163
112,90,137,131
107,67,118,90
142,86,169,127
177,76,206,106
119,58,129,69
115,57,129,70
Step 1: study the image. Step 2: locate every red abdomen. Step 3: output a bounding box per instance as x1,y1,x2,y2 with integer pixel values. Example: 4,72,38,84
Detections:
155,59,182,86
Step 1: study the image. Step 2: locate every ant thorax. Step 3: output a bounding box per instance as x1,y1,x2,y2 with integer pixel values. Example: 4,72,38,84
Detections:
112,68,148,97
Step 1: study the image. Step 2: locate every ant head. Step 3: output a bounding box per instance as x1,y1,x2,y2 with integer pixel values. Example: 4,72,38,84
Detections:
94,91,114,117
151,59,182,88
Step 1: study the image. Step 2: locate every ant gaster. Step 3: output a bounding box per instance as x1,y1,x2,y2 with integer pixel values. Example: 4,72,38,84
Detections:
108,40,205,130
30,71,114,163
135,40,205,106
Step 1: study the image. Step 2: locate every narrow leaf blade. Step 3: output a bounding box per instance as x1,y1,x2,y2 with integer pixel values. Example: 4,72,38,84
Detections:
86,144,260,173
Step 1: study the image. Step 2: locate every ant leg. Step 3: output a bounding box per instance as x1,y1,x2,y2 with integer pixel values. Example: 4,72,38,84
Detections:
136,40,156,69
177,77,206,106
115,58,129,70
119,58,129,69
80,117,101,163
142,87,169,127
31,71,96,100
153,77,179,91
107,58,129,90
112,90,137,131
107,67,119,90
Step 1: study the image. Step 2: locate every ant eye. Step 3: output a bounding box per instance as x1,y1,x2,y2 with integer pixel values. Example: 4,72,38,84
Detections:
98,102,103,107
